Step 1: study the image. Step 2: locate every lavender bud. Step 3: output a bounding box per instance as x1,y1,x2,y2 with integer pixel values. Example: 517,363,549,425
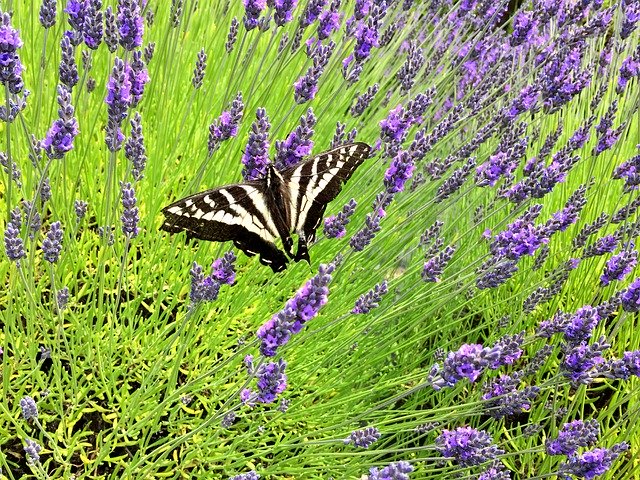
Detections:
125,112,147,181
344,426,381,448
40,0,57,28
242,107,271,181
59,34,78,88
144,42,155,63
192,48,207,89
57,286,70,311
73,200,88,223
352,280,388,314
42,221,64,263
20,396,38,420
104,6,118,52
120,181,139,238
324,198,357,238
24,438,42,465
350,212,381,252
422,245,456,283
350,83,378,117
226,17,239,53
397,40,424,94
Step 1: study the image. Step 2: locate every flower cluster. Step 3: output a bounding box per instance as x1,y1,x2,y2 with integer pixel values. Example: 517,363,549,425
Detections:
257,263,333,356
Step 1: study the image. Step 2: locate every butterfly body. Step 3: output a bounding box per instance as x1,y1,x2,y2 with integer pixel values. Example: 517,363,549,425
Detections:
161,142,371,272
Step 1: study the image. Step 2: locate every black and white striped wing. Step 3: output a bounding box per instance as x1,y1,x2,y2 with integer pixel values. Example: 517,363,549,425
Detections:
161,183,290,271
284,142,370,257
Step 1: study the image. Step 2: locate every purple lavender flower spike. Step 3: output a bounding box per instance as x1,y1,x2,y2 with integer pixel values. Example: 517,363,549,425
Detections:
143,42,155,63
273,0,297,26
490,205,548,260
344,426,381,448
353,0,371,20
350,212,381,252
105,57,131,150
422,245,456,283
242,107,271,181
117,0,144,51
293,41,334,104
83,0,103,49
300,0,326,28
559,443,629,479
621,2,639,39
42,221,64,263
317,0,341,39
435,427,504,466
243,0,266,30
40,0,57,28
120,181,139,238
352,280,388,314
621,278,640,312
475,151,519,187
582,234,619,258
254,359,287,403
274,108,316,170
601,249,638,286
368,461,413,480
609,350,640,380
20,396,38,420
561,337,609,384
546,419,600,456
57,286,70,311
226,17,239,53
104,6,118,52
351,83,379,117
613,153,640,191
64,0,86,44
564,305,600,344
59,34,78,89
24,438,42,465
482,372,539,419
43,85,79,159
129,51,149,107
4,209,25,263
397,40,424,94
504,85,538,122
0,12,25,95
475,256,518,290
540,44,591,112
353,3,382,61
257,263,333,356
209,92,244,155
125,112,147,181
324,198,357,239
617,55,640,94
384,150,415,194
435,158,476,202
211,251,236,285
429,343,502,389
189,261,220,305
192,48,207,89
510,11,537,47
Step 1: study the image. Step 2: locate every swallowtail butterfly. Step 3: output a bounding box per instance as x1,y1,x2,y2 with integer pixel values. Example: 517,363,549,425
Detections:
161,142,371,272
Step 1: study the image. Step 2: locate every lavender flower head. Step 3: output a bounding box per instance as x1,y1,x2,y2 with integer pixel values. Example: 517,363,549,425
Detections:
125,112,147,181
257,264,333,356
324,198,357,239
274,108,316,170
40,0,57,28
350,212,382,252
273,0,297,26
352,280,388,314
546,419,600,456
242,107,271,181
230,471,260,480
190,261,220,305
344,426,381,448
559,444,629,479
601,248,638,286
435,427,504,466
368,461,413,480
243,0,266,30
5,208,25,263
429,343,502,390
42,221,64,263
384,150,415,194
317,0,341,40
83,0,103,49
117,0,144,51
209,92,244,154
243,359,287,404
0,11,25,95
20,396,38,420
59,33,78,89
128,51,150,107
43,85,79,159
211,251,236,285
621,278,640,312
120,181,139,238
24,438,42,464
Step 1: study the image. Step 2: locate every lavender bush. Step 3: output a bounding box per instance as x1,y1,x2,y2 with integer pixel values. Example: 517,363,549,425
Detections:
1,0,640,478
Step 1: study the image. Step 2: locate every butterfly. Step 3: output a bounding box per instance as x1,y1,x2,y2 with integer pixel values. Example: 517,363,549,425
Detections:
161,142,371,272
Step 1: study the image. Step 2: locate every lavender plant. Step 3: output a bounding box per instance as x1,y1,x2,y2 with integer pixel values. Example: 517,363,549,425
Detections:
2,1,640,478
